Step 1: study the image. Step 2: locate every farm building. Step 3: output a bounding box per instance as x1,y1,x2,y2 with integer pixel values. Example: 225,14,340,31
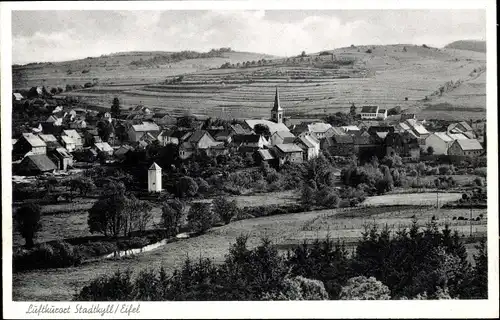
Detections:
447,121,476,139
404,119,430,139
448,139,484,157
274,143,303,165
270,131,296,146
17,154,57,175
60,136,77,152
62,130,83,149
156,129,191,146
424,132,456,155
292,122,332,140
360,106,379,119
178,130,221,160
128,122,161,142
13,133,47,159
256,148,276,164
49,147,74,170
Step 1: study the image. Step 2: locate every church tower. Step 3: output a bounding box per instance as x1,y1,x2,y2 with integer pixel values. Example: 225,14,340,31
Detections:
271,87,284,123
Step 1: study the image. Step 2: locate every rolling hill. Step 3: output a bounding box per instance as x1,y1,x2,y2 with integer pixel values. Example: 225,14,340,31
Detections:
444,40,486,53
12,44,487,121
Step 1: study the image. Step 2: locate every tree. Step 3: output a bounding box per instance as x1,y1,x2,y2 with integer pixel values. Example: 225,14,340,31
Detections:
15,204,42,248
97,121,113,142
339,276,391,300
177,176,198,198
124,195,153,235
212,196,238,224
427,146,434,155
111,97,121,117
50,87,58,95
301,51,306,57
87,181,127,237
187,202,214,234
349,103,357,117
254,124,271,138
161,199,185,237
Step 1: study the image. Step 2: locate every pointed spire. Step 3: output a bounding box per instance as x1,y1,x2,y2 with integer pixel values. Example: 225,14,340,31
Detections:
273,87,282,111
149,162,162,170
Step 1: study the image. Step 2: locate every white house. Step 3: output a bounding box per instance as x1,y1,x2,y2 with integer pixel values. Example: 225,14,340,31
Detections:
148,162,162,192
128,122,161,142
360,106,379,119
270,131,296,146
377,109,388,120
62,130,83,149
60,136,77,152
448,139,483,157
424,132,454,155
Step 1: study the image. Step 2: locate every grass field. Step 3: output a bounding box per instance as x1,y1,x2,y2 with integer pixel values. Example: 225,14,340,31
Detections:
360,192,463,207
11,192,485,301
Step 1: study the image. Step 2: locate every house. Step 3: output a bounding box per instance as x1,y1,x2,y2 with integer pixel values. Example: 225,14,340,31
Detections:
156,129,190,146
447,121,476,139
295,135,319,161
44,115,63,126
178,130,221,159
39,134,62,151
385,131,420,160
27,86,43,98
153,113,177,126
340,125,361,134
69,119,87,129
424,132,455,155
13,93,24,101
448,139,484,157
274,144,303,165
230,123,252,135
400,113,416,121
368,126,395,136
405,119,430,139
353,133,385,162
377,109,388,120
256,148,276,165
62,130,83,149
360,106,379,119
270,131,296,145
94,142,114,156
321,135,355,157
232,134,269,149
128,122,161,142
325,126,346,137
17,154,57,175
60,136,77,152
213,130,232,144
13,133,47,159
49,147,74,170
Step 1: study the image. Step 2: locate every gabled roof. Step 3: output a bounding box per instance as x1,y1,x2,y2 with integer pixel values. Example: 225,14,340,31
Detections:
296,136,315,148
39,134,58,143
433,132,453,142
328,127,346,136
273,130,296,143
447,133,469,140
149,162,162,170
275,143,303,153
378,109,387,114
258,149,275,160
307,122,332,133
45,115,60,123
376,132,388,139
230,124,250,135
244,119,289,134
458,121,473,131
61,135,75,145
22,154,57,172
361,106,379,113
463,131,476,139
131,122,160,132
454,139,483,151
13,93,24,100
53,147,73,159
232,134,262,144
21,133,46,147
340,125,360,132
188,130,214,143
398,122,411,131
331,135,354,144
62,129,81,140
94,142,113,153
114,145,133,156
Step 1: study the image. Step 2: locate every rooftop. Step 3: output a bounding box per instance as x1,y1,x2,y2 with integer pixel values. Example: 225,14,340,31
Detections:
275,143,303,153
245,119,289,134
131,122,160,132
22,133,46,147
361,106,379,114
455,139,483,151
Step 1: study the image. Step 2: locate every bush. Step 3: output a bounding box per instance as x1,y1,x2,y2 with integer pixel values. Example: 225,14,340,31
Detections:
75,270,134,301
339,276,391,300
14,203,42,248
13,241,83,271
187,202,214,234
212,196,238,225
177,176,198,198
161,199,185,237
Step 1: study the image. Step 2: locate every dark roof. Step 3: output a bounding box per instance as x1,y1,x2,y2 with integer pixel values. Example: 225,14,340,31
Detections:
361,106,379,113
232,134,262,144
353,135,372,145
238,146,258,153
230,124,249,135
21,154,57,172
332,135,354,144
258,149,275,160
188,130,213,143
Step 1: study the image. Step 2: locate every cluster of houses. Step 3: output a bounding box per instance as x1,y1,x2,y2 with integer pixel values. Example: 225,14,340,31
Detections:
12,87,485,176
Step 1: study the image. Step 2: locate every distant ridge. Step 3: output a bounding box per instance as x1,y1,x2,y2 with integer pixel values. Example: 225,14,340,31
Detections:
444,40,486,53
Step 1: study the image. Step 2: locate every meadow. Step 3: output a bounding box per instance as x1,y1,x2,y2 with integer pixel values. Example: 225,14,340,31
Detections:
11,192,486,301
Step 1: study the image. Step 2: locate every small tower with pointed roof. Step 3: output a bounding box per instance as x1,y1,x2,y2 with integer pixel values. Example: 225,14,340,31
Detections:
271,87,284,124
148,162,162,192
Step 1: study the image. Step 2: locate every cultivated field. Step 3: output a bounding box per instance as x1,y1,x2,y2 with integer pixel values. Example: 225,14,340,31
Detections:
12,192,485,301
13,44,486,121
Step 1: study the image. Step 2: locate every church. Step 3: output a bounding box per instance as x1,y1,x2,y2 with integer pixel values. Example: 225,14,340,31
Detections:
244,87,290,134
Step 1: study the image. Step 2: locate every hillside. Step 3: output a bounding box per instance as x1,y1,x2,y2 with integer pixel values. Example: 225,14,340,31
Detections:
12,49,279,89
13,44,486,121
444,40,486,53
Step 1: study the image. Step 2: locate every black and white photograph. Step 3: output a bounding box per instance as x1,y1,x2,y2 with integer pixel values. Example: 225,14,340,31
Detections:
1,1,498,318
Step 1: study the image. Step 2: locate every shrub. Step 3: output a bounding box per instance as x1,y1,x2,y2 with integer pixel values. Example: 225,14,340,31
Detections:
187,203,214,234
13,241,83,271
212,196,238,225
74,270,134,301
177,176,198,198
339,276,391,300
161,199,185,237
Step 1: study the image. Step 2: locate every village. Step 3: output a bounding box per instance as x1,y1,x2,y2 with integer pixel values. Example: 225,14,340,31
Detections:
12,86,486,179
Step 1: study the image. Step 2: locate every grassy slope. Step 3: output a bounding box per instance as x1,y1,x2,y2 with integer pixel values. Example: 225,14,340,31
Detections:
12,192,486,301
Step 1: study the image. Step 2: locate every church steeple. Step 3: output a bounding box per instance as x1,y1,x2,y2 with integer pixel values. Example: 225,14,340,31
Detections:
271,87,283,123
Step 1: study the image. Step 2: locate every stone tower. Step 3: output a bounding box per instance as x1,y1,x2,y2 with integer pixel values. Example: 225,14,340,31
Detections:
271,87,283,124
148,162,162,192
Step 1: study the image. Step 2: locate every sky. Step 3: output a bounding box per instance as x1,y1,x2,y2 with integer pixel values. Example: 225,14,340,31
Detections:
12,9,486,64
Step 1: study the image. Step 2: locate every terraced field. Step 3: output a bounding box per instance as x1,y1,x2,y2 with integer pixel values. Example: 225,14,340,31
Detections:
14,45,487,120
